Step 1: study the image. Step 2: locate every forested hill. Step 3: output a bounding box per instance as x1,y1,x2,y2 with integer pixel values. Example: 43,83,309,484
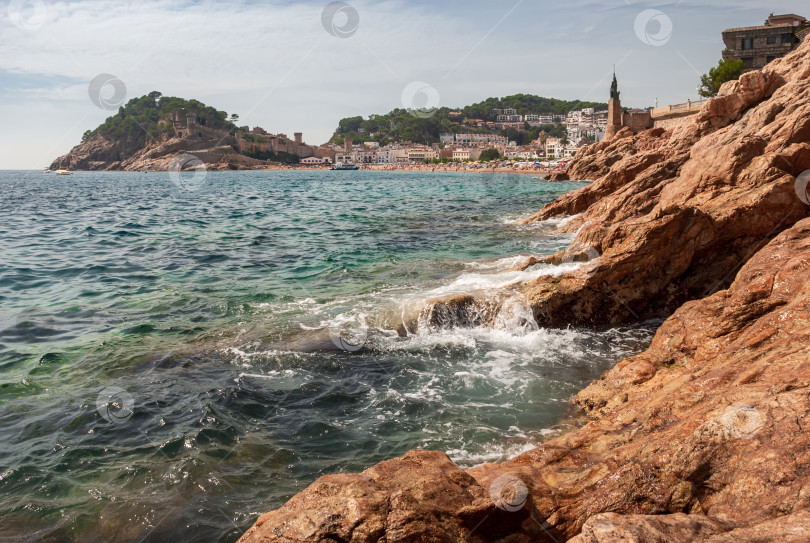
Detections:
81,91,236,146
330,93,607,146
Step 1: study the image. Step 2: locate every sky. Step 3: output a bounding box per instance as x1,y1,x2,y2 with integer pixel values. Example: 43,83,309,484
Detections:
0,0,808,169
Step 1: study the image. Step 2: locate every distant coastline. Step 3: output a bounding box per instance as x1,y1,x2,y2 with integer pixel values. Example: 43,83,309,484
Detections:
237,163,570,177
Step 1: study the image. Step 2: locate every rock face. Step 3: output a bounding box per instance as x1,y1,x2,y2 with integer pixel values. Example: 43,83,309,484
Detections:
50,130,265,171
238,41,810,542
509,45,810,327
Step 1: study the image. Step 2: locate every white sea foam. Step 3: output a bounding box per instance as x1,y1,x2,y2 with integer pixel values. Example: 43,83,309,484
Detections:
464,254,535,272
502,212,582,228
446,439,544,468
423,261,583,297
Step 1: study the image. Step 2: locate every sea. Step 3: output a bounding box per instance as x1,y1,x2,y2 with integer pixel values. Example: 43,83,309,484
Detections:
0,170,656,542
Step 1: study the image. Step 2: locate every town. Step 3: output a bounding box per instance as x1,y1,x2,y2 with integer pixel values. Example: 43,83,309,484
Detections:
233,106,608,170
236,12,808,171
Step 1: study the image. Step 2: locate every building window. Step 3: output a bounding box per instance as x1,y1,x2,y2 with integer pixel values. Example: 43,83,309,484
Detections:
767,36,778,44
741,38,753,50
782,34,792,44
767,56,776,63
742,57,754,69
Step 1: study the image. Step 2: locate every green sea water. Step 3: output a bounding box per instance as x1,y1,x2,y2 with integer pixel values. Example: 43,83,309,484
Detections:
0,170,655,542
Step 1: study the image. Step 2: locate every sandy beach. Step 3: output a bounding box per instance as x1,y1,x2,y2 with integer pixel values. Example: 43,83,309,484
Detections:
258,163,570,177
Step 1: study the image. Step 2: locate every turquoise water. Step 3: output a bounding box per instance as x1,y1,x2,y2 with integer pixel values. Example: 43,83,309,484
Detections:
0,170,655,542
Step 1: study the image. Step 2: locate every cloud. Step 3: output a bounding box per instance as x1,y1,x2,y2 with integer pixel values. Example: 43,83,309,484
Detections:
1,0,809,167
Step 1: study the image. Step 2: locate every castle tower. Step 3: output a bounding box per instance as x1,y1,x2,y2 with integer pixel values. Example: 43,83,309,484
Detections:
294,132,303,144
605,71,623,141
344,138,352,153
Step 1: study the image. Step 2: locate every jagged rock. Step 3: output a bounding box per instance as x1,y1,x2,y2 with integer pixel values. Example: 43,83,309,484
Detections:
418,295,499,330
49,129,266,171
238,38,810,543
236,450,550,543
239,215,810,542
546,171,570,182
570,508,810,543
510,37,810,327
569,512,736,542
705,508,810,542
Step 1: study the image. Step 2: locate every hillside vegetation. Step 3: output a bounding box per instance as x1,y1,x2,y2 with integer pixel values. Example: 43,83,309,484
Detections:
83,91,235,144
331,93,607,146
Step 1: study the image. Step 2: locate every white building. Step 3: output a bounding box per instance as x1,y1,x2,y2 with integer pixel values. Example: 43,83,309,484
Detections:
497,114,524,122
407,147,437,163
545,137,565,158
300,156,332,164
452,148,473,161
452,133,508,146
353,150,379,164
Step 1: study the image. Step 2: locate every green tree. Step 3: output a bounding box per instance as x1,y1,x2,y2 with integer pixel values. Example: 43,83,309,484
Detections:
699,58,745,98
479,148,501,162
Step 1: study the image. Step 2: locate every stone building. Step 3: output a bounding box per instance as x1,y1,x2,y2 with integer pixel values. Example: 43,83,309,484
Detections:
722,13,807,72
234,127,317,159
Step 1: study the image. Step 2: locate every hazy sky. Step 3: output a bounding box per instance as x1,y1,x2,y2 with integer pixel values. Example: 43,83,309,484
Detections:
1,0,808,168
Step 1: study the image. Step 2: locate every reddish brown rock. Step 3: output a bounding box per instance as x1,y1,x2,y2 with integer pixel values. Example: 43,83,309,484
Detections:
705,508,810,542
507,38,810,327
237,450,553,543
569,512,736,542
546,171,570,182
238,40,810,543
569,508,810,543
240,216,810,543
49,130,267,171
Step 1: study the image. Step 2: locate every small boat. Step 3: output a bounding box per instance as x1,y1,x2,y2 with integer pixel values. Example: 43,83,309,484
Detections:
43,169,52,173
54,169,73,175
330,162,359,171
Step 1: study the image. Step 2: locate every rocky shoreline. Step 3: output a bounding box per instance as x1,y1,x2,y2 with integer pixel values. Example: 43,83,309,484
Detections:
236,37,810,542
